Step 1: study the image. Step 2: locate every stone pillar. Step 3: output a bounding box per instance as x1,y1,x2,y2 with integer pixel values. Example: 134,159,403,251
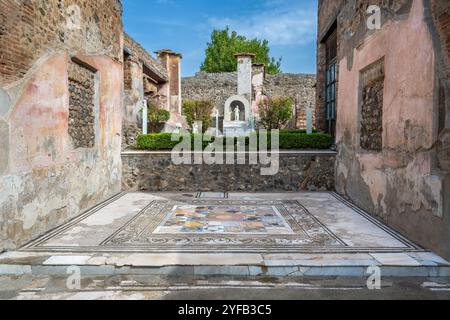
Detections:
306,102,313,134
235,53,255,97
155,49,183,115
252,63,265,115
142,99,148,135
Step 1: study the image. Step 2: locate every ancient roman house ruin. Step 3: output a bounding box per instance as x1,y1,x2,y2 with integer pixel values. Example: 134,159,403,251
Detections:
0,0,449,297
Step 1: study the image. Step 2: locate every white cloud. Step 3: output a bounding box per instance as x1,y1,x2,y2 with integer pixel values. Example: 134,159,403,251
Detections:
208,1,317,46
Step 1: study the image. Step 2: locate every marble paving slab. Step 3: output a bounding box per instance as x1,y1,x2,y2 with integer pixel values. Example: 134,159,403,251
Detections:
20,192,421,254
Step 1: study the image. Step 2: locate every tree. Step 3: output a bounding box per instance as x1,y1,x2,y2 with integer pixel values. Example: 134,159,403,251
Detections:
200,27,282,74
258,97,293,130
182,99,214,133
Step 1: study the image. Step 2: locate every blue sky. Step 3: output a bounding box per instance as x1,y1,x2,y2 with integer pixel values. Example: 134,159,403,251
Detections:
123,0,318,77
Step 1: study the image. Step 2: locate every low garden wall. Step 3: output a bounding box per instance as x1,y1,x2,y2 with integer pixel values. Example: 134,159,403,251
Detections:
122,151,336,192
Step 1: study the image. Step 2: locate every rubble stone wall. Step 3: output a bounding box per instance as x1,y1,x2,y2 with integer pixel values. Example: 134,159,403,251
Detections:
122,151,336,192
182,72,316,129
68,59,96,149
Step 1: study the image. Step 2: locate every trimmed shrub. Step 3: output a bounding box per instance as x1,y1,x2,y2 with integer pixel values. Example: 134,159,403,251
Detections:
136,133,214,151
136,132,333,151
281,129,317,134
278,133,332,149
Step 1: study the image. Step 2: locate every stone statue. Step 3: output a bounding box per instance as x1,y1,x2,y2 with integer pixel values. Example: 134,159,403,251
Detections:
174,123,182,134
234,106,240,122
192,122,199,134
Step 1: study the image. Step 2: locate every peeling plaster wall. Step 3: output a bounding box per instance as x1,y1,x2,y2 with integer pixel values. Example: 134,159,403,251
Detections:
0,53,122,251
123,55,144,124
327,0,450,258
0,1,123,252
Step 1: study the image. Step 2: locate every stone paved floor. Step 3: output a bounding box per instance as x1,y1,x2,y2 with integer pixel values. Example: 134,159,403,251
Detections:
19,192,423,253
1,192,450,300
1,274,450,300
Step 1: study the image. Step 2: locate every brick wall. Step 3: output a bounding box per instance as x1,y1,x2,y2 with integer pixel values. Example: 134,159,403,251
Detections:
0,0,123,87
169,56,180,96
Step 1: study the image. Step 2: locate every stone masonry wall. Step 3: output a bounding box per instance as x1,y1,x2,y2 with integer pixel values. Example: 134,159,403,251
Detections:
360,79,383,151
182,72,316,129
319,0,450,259
264,74,316,129
182,72,237,117
0,0,123,87
0,1,123,252
122,152,335,192
68,59,96,149
360,59,385,151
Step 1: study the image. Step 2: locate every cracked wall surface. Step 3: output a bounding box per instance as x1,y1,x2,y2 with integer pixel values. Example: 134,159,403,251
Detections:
318,0,450,258
0,1,123,252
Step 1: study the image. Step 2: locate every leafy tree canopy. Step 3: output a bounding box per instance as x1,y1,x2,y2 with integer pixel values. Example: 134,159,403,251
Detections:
200,27,282,74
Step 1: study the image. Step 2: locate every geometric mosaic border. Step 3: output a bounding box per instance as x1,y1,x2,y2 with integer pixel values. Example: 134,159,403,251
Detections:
99,200,347,252
21,193,422,254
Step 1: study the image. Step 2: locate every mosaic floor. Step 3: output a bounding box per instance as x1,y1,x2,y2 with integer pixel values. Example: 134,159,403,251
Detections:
155,204,294,234
21,192,420,254
100,200,344,251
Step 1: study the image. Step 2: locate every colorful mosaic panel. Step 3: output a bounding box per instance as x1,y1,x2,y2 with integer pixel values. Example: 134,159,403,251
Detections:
96,200,346,251
154,205,294,234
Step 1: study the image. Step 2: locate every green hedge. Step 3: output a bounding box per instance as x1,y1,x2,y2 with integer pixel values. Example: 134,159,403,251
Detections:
280,129,317,134
136,132,333,151
278,133,332,149
136,133,212,151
